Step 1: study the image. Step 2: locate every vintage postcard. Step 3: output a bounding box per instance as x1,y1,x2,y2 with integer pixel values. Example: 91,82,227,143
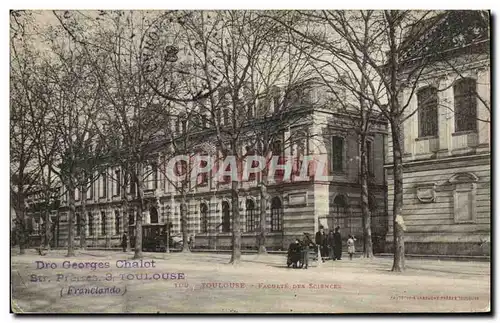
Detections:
10,9,491,314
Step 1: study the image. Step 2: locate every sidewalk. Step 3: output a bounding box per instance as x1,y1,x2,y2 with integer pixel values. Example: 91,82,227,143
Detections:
11,248,491,313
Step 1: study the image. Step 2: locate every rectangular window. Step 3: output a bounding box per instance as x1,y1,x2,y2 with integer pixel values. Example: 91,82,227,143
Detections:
100,172,107,198
198,158,209,186
417,87,439,137
152,164,158,189
101,211,106,236
273,95,280,113
130,180,136,196
87,181,94,200
202,115,208,128
115,170,121,196
454,78,478,132
332,136,344,172
115,210,120,235
221,162,232,184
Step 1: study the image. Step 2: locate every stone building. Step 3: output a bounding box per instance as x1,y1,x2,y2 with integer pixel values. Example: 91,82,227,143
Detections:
385,11,491,256
28,92,388,252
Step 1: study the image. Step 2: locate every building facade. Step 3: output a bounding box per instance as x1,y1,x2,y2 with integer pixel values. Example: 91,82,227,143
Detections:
385,14,491,256
26,105,388,252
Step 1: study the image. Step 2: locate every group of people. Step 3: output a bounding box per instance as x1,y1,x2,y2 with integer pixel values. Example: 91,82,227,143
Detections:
315,226,344,261
287,226,357,269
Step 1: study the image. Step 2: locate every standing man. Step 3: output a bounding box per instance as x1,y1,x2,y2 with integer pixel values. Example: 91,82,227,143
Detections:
327,229,335,260
121,233,128,252
301,233,315,269
315,226,327,262
333,226,342,260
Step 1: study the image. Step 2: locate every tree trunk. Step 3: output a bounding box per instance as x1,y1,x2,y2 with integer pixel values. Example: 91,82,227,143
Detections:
17,202,26,255
122,199,131,252
44,208,51,250
258,182,268,254
134,167,144,259
66,182,76,257
79,185,87,250
360,138,374,258
386,11,405,272
180,198,190,252
229,179,241,264
390,119,405,272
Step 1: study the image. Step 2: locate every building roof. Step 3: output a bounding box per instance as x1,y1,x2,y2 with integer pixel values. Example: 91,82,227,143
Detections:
401,11,490,63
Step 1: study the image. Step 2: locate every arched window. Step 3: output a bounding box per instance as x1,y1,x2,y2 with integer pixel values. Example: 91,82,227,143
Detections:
333,195,348,228
101,211,107,236
417,86,439,137
200,203,208,233
246,200,256,232
271,197,283,232
150,207,158,224
128,211,134,225
222,201,231,233
454,78,478,132
88,212,94,236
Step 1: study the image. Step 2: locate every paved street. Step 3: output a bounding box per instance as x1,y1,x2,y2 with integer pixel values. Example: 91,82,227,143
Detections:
10,249,490,313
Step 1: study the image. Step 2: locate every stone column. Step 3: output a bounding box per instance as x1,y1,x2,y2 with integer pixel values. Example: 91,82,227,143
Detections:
476,69,491,150
437,77,453,157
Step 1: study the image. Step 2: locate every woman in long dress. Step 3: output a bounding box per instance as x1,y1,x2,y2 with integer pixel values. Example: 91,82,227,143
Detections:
347,235,356,260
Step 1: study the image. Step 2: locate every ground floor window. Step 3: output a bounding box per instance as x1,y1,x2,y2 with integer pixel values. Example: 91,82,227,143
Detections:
222,201,230,232
246,199,256,232
200,203,208,233
150,207,158,224
271,197,283,232
101,211,106,236
115,210,120,235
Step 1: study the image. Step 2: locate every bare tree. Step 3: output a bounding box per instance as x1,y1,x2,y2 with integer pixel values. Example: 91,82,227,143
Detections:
272,10,390,258
10,10,42,254
274,10,466,271
36,22,104,257
244,16,319,254
161,11,318,262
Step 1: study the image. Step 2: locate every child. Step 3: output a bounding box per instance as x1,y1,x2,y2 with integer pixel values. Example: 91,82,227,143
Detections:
347,235,356,260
